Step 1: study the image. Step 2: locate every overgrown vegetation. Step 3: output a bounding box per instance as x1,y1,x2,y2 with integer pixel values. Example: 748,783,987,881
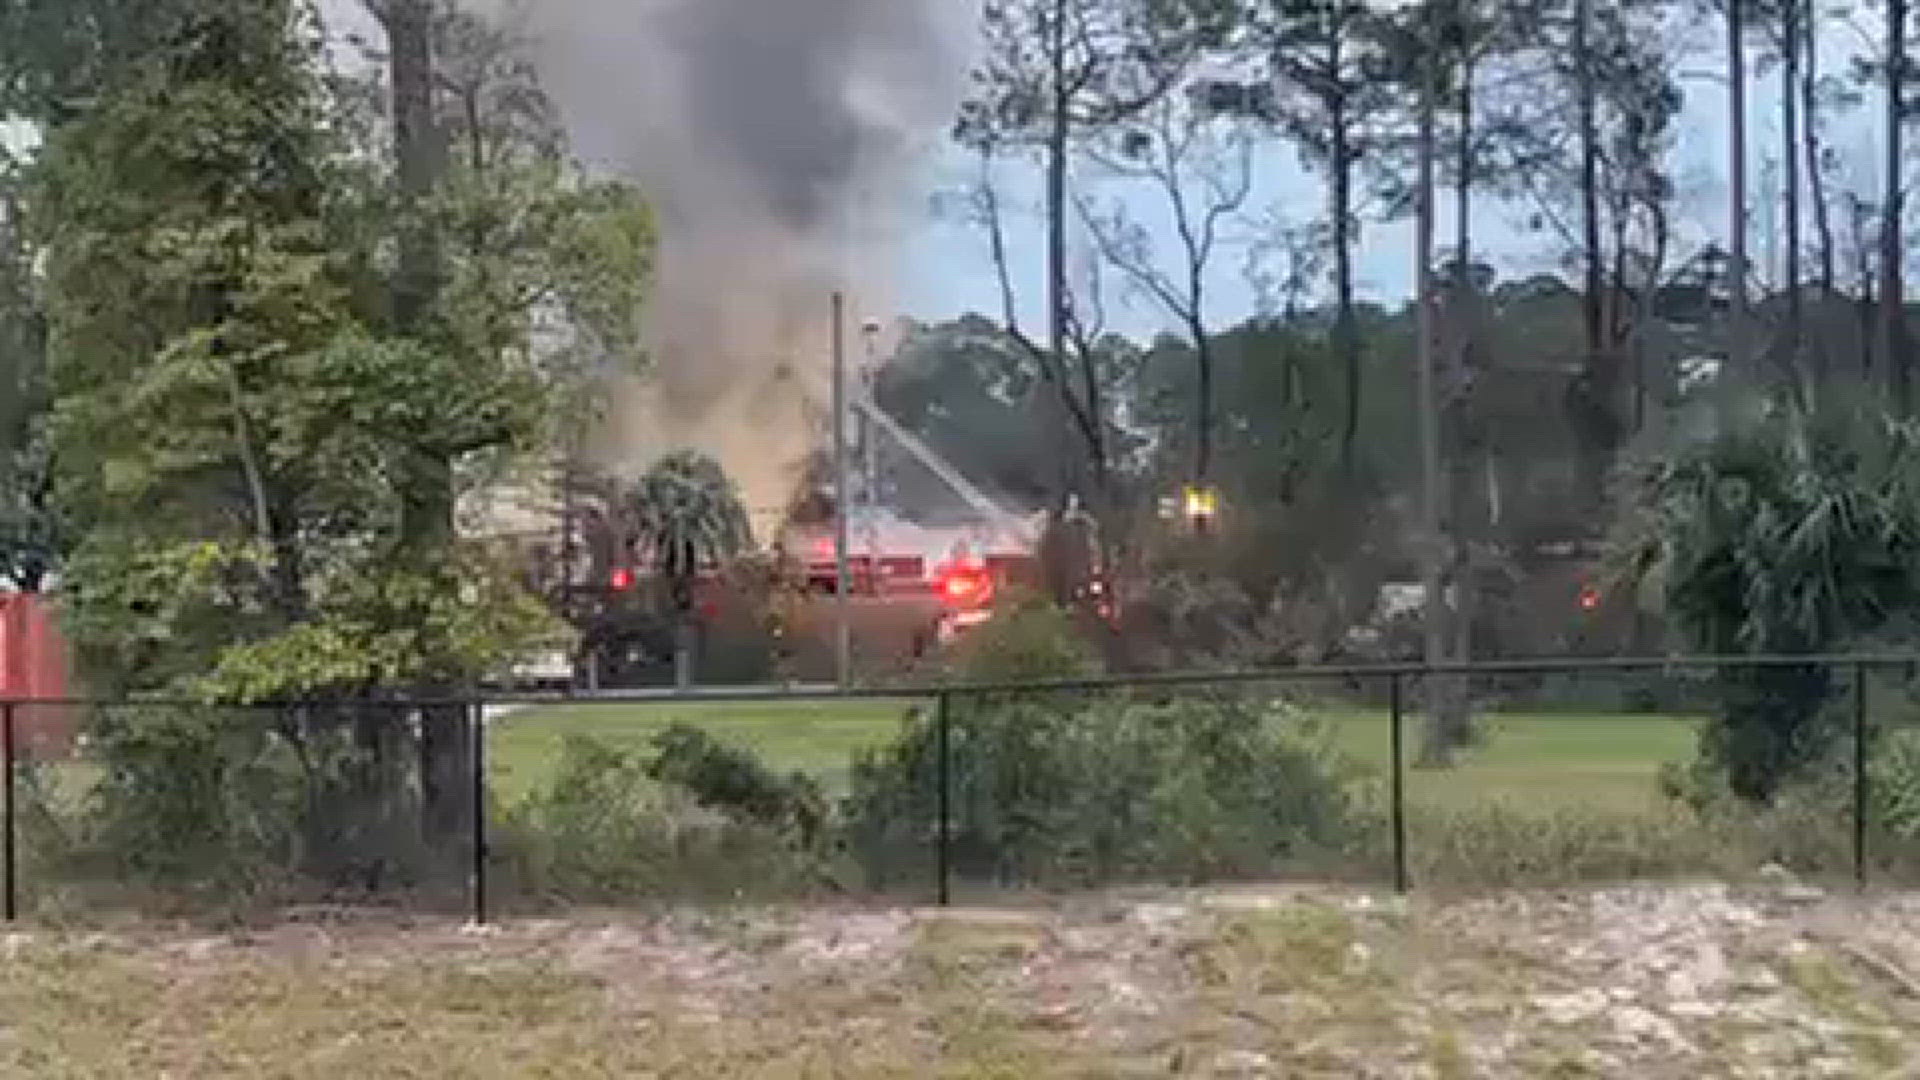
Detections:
1619,404,1920,801
845,600,1361,889
496,734,825,903
1,0,1919,924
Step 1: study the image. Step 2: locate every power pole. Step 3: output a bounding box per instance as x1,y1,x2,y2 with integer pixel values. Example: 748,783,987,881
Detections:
832,291,852,689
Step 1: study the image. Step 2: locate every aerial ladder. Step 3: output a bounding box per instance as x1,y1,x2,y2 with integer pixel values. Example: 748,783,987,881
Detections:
846,390,1041,552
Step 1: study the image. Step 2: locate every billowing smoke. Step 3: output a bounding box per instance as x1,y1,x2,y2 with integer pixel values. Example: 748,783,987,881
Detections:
502,0,962,537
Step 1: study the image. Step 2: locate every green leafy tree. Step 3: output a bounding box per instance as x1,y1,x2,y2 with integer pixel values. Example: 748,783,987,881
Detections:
624,451,751,689
342,0,653,837
1616,401,1920,800
20,0,641,880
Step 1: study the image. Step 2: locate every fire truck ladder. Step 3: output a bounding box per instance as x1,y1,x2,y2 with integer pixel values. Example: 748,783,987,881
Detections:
847,391,1040,549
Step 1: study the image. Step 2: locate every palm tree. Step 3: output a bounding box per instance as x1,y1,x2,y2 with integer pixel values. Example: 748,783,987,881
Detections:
625,451,752,689
1615,399,1920,799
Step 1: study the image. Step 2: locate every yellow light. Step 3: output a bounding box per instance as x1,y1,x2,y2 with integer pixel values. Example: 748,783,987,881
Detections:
1182,484,1218,520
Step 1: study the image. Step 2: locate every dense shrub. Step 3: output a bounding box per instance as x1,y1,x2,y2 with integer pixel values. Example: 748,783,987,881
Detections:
1872,725,1920,845
1656,735,1903,880
843,692,1360,889
19,704,445,912
645,723,826,845
77,708,304,887
945,590,1101,684
496,734,822,903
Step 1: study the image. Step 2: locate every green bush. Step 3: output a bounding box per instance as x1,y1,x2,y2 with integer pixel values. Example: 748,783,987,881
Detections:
1873,725,1920,844
946,590,1101,684
74,707,296,889
23,704,446,913
843,692,1360,890
645,723,826,846
496,734,821,903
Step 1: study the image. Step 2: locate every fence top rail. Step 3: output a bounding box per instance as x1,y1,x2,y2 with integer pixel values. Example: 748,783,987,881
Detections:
2,652,1914,710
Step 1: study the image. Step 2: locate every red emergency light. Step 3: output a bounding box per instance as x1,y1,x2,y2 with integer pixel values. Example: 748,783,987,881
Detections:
939,565,992,609
610,567,635,591
1578,585,1600,611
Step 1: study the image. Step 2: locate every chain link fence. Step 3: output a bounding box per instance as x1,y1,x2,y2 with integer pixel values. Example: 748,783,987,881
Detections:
3,656,1917,923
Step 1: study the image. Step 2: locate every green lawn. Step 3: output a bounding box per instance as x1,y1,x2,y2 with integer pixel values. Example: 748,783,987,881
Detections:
486,697,1702,814
1328,710,1702,813
488,698,928,801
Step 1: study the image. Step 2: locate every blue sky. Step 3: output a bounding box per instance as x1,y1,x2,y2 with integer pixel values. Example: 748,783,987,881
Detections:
308,0,1900,344
890,13,1896,341
15,6,1897,336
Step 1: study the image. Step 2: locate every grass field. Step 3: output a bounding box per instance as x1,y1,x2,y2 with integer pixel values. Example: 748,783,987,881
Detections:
1332,710,1701,812
488,698,927,801
487,696,1702,813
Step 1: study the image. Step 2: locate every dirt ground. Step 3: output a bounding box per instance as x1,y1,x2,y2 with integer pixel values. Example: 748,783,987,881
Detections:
2,878,1918,1077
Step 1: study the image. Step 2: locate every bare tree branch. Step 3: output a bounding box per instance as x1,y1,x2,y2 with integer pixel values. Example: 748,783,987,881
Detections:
972,144,1104,458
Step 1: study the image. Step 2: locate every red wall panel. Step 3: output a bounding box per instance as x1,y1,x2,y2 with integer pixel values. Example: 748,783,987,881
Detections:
0,594,74,754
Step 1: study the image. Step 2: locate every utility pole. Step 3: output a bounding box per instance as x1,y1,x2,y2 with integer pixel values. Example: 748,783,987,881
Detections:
832,292,852,689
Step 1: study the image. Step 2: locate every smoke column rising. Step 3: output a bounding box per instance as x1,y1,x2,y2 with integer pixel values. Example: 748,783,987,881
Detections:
504,0,961,536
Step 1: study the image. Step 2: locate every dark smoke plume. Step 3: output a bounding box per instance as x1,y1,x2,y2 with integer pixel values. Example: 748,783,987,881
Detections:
493,0,959,533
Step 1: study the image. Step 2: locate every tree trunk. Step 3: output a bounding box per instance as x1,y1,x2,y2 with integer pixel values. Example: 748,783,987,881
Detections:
1727,0,1751,378
389,0,442,331
1882,0,1909,410
1047,0,1075,511
1415,4,1451,768
1330,87,1360,475
1443,48,1479,751
1568,0,1614,517
387,0,468,848
1193,331,1213,540
674,616,695,690
1803,7,1836,304
1576,0,1602,365
1782,0,1803,394
1193,312,1212,488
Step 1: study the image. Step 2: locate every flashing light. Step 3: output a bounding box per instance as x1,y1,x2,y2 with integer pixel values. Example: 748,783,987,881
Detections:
1183,484,1219,528
939,565,993,609
1578,585,1601,612
609,567,635,591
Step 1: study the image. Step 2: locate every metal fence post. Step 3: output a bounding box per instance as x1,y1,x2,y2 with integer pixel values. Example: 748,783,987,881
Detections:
3,702,14,923
1853,662,1868,890
936,691,952,907
1389,674,1408,895
470,700,489,925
